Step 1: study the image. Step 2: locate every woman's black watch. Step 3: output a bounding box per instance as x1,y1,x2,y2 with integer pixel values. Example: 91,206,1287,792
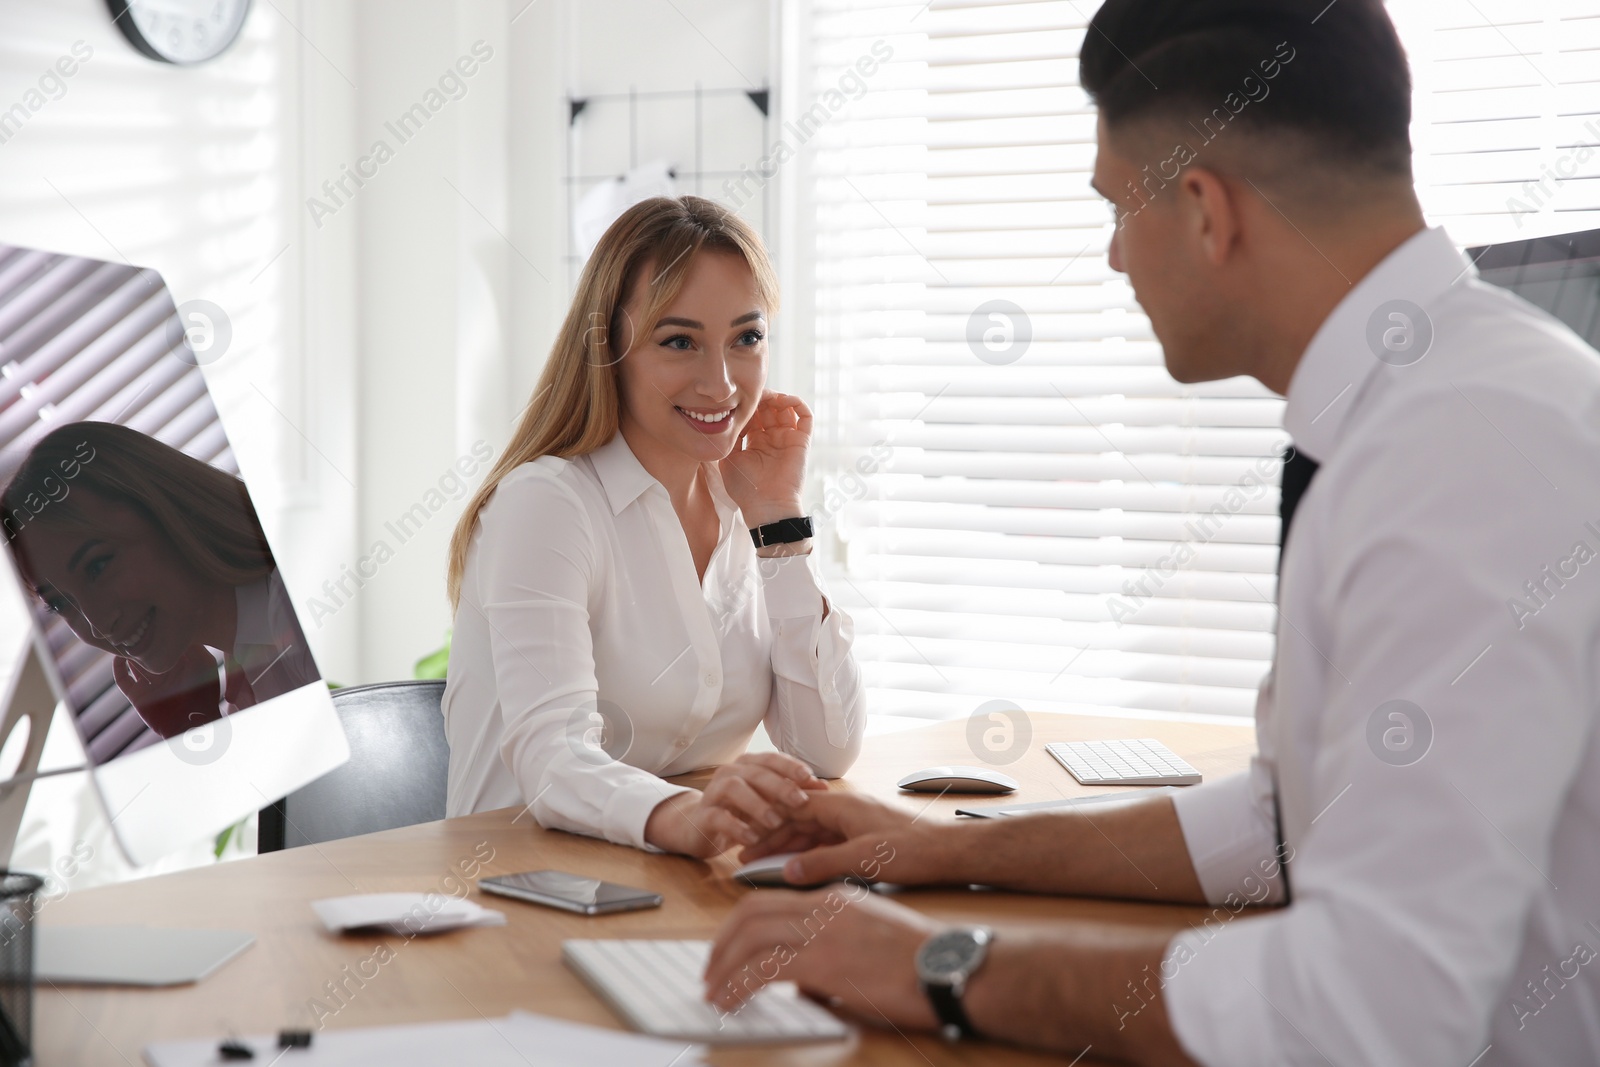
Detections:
749,516,813,547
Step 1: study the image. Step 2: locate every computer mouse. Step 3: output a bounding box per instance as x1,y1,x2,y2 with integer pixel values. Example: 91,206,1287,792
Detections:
733,853,805,888
733,853,877,891
896,766,1019,795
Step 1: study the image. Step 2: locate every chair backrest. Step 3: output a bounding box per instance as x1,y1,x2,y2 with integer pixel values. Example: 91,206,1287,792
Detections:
258,680,448,852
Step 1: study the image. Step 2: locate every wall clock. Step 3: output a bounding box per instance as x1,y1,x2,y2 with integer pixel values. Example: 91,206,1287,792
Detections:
105,0,252,65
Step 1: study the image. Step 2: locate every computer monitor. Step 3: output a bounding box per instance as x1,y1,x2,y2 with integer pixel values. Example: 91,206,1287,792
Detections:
1471,226,1600,349
0,242,349,867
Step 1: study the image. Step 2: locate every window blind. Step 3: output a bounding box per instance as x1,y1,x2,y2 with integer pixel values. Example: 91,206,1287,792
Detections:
1398,0,1600,247
798,0,1600,725
801,0,1285,724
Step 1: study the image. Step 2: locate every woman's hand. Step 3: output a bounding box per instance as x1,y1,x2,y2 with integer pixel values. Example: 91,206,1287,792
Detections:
113,645,222,739
720,391,812,529
644,752,828,858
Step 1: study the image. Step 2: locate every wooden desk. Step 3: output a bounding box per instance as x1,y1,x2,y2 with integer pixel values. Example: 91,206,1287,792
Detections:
39,712,1255,1066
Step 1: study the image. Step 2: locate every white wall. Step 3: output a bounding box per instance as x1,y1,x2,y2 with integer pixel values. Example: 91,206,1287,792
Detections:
349,1,514,680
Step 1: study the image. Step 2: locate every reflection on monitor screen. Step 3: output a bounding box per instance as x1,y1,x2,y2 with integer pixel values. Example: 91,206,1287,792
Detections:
0,244,321,767
1472,227,1600,349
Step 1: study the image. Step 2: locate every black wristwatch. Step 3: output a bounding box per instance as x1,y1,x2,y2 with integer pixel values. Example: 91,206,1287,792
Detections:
749,515,813,548
916,926,993,1041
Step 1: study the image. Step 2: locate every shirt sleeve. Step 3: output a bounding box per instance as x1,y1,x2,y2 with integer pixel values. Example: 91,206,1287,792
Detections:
1169,771,1287,907
757,551,866,778
1170,676,1289,907
468,465,693,851
1162,386,1595,1066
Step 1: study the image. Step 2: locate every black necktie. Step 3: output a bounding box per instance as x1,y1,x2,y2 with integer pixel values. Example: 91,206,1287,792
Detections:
1278,446,1320,566
1272,443,1318,905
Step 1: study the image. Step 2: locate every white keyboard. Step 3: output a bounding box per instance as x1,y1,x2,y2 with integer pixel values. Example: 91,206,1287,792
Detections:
562,939,850,1045
1045,739,1202,786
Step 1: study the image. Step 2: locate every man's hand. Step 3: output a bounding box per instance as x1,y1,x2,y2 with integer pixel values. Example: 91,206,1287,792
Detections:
736,791,967,887
704,887,941,1030
645,753,827,858
742,789,1208,904
707,886,1202,1065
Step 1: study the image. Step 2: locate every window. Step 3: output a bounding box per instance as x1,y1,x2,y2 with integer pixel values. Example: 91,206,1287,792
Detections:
791,0,1600,726
1397,0,1600,246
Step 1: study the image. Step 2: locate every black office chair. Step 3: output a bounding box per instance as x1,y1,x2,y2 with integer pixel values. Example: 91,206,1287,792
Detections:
258,680,450,852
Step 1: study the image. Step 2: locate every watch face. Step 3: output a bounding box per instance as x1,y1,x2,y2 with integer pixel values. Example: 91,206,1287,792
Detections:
918,928,989,982
109,0,252,65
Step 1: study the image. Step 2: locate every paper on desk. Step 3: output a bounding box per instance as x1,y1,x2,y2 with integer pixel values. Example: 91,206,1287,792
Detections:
144,1011,707,1067
311,892,506,936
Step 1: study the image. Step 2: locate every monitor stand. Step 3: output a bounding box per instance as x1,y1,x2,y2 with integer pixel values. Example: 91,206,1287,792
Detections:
0,641,54,863
0,641,254,986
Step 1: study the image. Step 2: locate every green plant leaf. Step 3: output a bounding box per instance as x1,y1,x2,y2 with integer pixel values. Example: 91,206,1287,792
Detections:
213,817,248,860
414,628,452,680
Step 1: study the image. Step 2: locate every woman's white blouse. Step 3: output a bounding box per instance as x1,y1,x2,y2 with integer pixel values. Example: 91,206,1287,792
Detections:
442,431,867,850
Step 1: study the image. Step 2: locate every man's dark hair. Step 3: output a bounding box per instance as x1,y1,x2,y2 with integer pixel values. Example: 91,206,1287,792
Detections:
1081,0,1413,179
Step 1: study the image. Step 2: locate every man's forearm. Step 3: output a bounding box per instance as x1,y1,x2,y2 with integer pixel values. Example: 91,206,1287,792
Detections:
932,796,1207,904
961,923,1200,1066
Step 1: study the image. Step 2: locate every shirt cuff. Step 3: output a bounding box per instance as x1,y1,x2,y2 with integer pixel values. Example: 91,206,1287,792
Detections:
602,776,697,852
1170,769,1287,907
1162,921,1277,1067
760,552,826,619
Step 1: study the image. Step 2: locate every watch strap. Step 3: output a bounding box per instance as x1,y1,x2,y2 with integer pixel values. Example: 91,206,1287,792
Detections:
749,515,813,547
923,979,978,1041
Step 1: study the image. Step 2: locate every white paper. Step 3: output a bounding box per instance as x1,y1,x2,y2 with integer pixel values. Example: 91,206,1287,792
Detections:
310,892,506,936
573,159,677,259
144,1011,707,1067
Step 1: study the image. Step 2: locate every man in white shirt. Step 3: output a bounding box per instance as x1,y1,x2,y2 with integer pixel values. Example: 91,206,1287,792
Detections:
702,0,1600,1063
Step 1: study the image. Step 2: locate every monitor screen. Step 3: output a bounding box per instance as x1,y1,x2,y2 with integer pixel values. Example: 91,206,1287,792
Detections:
0,243,345,865
0,244,322,765
1471,228,1600,349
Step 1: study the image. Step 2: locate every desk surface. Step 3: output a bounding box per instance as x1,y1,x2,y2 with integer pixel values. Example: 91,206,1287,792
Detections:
39,712,1256,1066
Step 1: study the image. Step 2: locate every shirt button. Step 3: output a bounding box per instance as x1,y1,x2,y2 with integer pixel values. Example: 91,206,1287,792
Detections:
674,738,689,750
704,672,719,687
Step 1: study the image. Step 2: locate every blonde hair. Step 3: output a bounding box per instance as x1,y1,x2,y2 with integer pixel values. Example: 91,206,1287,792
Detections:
1,421,276,590
447,195,779,609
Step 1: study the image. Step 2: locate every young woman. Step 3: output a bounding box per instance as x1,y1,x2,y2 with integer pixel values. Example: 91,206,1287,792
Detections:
1,421,318,745
443,196,866,858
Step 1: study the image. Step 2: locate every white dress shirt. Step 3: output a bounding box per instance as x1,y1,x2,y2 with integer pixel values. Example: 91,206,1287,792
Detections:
442,431,867,850
1162,228,1600,1066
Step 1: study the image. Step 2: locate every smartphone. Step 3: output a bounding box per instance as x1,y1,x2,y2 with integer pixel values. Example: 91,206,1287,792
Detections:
478,870,663,915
